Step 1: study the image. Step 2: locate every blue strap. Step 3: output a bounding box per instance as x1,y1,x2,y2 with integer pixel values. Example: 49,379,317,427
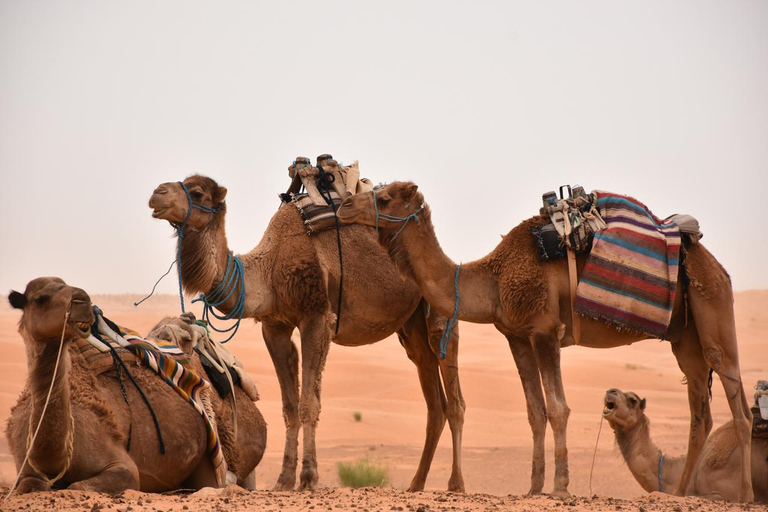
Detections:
439,263,461,359
658,452,664,492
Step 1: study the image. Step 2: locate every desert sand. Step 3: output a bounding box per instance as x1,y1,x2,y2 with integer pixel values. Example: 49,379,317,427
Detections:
0,290,765,511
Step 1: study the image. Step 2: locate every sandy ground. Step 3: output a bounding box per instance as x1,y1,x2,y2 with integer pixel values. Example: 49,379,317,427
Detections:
0,290,765,512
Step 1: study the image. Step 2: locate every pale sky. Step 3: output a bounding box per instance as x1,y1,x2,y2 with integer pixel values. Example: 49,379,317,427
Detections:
1,1,766,297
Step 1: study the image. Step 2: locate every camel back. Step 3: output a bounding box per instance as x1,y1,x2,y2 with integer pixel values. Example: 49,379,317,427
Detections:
534,186,703,339
280,155,373,235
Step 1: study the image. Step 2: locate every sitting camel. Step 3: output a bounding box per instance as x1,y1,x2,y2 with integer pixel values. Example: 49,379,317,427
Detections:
337,182,753,501
5,277,265,494
603,388,767,503
148,174,465,492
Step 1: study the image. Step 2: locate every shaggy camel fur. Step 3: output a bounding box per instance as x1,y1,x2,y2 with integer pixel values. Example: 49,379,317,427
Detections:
147,313,266,488
338,182,753,501
148,175,465,491
6,277,263,493
603,388,767,503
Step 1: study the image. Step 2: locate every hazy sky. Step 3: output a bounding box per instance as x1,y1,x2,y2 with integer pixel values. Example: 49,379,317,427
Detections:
1,1,766,298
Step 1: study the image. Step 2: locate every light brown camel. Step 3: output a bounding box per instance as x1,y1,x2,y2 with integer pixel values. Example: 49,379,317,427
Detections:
6,277,261,494
603,388,767,503
148,174,465,492
337,182,753,501
147,313,267,489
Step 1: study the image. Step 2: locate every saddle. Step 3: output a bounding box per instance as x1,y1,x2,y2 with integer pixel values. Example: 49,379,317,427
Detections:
281,154,373,235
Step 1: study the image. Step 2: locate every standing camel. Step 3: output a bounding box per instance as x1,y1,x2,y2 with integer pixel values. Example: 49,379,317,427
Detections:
602,388,767,503
6,277,263,493
337,182,753,501
148,174,465,491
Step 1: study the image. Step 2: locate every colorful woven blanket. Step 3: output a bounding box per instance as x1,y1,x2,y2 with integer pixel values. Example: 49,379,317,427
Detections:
90,311,226,486
291,190,344,235
574,191,681,339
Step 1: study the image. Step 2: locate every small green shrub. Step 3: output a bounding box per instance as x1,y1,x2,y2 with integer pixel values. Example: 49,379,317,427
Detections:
337,457,389,488
353,411,362,422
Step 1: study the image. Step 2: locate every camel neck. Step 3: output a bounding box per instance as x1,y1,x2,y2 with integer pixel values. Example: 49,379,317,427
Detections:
392,207,499,324
614,419,683,493
179,213,232,301
25,338,73,475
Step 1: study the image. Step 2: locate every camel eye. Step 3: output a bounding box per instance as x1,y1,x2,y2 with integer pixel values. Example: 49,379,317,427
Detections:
190,190,204,200
628,397,637,406
34,295,49,306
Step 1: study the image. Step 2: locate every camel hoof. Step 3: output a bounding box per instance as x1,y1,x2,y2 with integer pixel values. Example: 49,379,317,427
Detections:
407,480,425,492
298,468,318,491
447,476,465,493
550,489,571,499
16,477,50,494
273,478,296,491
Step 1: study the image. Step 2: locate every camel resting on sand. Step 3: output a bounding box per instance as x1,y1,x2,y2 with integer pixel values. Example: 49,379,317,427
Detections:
148,174,464,491
603,388,767,503
337,182,753,501
5,277,265,494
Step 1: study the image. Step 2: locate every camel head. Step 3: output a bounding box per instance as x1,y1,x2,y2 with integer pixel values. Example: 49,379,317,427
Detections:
603,388,647,431
338,181,423,232
8,277,93,343
149,175,227,230
147,312,208,356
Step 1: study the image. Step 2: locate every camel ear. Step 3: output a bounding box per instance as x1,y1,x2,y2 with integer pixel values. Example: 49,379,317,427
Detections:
640,398,646,410
404,184,419,201
180,312,197,324
214,186,228,205
8,291,26,309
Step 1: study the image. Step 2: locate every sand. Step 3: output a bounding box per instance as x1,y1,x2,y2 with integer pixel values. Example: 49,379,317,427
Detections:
0,290,765,511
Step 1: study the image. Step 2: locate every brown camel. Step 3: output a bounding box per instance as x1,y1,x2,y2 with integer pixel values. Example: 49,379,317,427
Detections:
5,277,262,494
337,182,753,501
147,313,267,489
148,174,465,491
603,388,767,503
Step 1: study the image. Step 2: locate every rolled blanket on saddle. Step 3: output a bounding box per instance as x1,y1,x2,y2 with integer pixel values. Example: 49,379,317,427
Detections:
574,191,682,339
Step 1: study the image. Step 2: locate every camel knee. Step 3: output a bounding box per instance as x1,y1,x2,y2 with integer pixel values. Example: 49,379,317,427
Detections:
548,402,570,431
527,404,547,433
299,398,321,426
703,347,724,372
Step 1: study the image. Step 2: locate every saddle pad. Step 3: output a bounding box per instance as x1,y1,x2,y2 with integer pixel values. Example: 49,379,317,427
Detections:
292,190,344,235
93,311,227,486
72,336,138,376
574,191,681,339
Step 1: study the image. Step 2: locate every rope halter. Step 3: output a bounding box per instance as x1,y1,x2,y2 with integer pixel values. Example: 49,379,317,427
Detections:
372,187,425,239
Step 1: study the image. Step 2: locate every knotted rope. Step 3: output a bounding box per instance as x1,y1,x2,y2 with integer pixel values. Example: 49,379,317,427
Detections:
192,251,246,344
7,303,75,498
371,187,424,239
439,263,461,359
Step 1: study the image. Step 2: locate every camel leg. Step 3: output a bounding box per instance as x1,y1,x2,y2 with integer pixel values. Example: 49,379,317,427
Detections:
425,305,466,492
262,320,301,491
296,315,332,491
397,305,448,492
68,460,140,493
505,333,548,495
530,323,571,497
689,288,754,502
670,324,713,497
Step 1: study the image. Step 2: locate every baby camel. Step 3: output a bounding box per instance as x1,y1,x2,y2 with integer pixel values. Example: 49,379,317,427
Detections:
338,182,753,501
603,388,767,503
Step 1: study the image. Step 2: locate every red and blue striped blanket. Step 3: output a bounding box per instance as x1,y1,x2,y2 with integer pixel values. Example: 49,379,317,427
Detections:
574,191,681,339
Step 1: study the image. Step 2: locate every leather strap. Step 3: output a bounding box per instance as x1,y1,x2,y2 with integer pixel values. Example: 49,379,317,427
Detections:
562,210,581,345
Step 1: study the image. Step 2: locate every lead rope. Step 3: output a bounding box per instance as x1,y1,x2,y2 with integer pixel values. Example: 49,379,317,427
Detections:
588,415,604,496
439,263,461,359
316,167,344,335
6,304,75,498
658,452,665,492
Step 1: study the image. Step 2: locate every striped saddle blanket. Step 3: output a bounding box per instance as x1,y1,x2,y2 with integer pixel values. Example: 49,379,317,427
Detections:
87,310,226,486
290,190,345,235
574,191,681,339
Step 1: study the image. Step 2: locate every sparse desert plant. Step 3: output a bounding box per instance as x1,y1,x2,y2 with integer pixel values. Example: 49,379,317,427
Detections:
353,411,362,422
337,457,389,488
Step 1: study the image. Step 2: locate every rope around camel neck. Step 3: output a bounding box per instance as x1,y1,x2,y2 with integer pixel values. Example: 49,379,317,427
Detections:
6,306,75,498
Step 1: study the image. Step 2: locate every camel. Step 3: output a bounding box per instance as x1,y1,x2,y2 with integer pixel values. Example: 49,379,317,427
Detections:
148,174,465,492
5,277,266,494
602,388,767,503
337,181,754,501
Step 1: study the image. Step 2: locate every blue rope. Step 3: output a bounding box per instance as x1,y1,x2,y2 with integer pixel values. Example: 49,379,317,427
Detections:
192,252,245,344
373,187,380,232
658,452,664,492
439,263,461,359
